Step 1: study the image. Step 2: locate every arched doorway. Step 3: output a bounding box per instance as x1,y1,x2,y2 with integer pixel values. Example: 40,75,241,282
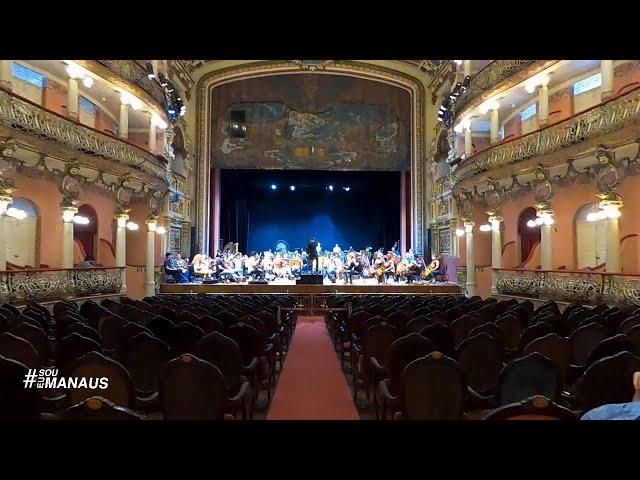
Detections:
517,207,540,265
575,202,607,269
4,198,39,268
73,204,98,260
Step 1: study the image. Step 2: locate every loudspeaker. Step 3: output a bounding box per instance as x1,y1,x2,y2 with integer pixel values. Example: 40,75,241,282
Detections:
229,110,246,138
297,274,323,285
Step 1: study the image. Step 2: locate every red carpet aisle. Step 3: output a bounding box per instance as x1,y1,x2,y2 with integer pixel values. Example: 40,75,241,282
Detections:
267,316,360,420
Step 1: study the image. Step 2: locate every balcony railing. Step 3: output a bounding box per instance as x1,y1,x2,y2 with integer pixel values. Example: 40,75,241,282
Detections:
494,267,640,307
455,85,640,182
0,87,168,180
455,60,543,116
95,60,167,109
0,267,124,304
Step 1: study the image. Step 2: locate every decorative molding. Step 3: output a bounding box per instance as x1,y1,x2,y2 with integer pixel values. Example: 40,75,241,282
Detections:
455,60,558,122
194,60,427,255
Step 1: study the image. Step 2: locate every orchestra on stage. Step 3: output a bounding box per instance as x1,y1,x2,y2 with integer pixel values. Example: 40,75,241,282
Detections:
163,238,447,286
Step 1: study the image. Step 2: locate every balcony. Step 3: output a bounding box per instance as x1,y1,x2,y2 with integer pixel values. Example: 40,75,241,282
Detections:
0,267,124,305
494,267,640,307
454,60,555,120
90,60,167,110
0,87,168,181
454,85,640,183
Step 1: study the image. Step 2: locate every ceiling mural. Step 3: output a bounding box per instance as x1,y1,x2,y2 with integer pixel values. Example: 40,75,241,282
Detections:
210,74,411,171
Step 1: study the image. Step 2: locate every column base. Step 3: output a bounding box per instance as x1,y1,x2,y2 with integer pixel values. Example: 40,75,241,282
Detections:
465,282,476,298
144,282,156,297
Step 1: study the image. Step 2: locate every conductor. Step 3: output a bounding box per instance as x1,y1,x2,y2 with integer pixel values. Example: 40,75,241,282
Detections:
306,236,319,272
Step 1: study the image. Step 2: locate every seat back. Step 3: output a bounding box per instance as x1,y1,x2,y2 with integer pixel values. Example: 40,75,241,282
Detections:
124,332,172,396
496,352,561,406
456,332,503,395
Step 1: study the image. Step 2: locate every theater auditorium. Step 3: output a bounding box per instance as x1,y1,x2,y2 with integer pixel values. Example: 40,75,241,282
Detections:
1,59,640,421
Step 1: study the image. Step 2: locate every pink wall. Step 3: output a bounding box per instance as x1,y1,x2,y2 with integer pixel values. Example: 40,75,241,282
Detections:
548,86,573,125
614,62,640,96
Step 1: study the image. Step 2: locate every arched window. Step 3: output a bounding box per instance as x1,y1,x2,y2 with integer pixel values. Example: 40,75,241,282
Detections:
517,207,540,265
73,204,98,260
575,202,607,269
4,197,39,268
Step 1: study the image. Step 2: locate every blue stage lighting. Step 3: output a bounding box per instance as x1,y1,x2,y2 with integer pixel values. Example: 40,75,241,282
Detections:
343,186,351,192
328,185,334,191
289,185,296,191
270,184,277,190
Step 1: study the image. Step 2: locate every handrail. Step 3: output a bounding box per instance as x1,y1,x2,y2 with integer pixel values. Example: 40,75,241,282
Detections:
494,267,640,277
0,85,163,161
0,266,122,274
456,81,640,180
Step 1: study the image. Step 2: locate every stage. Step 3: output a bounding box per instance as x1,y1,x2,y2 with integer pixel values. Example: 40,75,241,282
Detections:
159,279,463,296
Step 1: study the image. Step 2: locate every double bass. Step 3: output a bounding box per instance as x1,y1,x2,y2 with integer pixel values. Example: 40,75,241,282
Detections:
421,255,440,279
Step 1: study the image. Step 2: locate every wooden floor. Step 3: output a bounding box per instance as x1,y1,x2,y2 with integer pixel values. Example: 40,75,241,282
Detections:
159,282,462,296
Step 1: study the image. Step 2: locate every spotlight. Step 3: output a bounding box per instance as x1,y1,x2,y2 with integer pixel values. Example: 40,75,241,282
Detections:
270,184,277,190
343,186,350,192
146,63,156,79
289,185,296,191
328,185,334,191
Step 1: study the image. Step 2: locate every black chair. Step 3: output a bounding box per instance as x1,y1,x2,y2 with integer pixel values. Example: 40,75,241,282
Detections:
173,322,205,356
0,332,41,369
419,323,455,358
575,351,640,412
456,332,504,400
397,352,467,420
584,334,635,368
0,355,43,420
159,354,228,420
484,395,578,420
523,333,571,388
10,322,50,365
194,332,252,419
495,352,561,406
62,396,144,420
57,333,102,375
124,332,171,400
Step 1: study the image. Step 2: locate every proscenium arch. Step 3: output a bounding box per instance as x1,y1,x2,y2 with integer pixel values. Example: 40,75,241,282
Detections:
194,61,427,257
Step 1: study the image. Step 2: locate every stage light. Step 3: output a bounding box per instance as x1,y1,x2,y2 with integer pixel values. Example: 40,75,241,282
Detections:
527,219,537,228
328,185,334,191
289,185,296,191
270,184,277,190
343,186,350,192
146,63,156,79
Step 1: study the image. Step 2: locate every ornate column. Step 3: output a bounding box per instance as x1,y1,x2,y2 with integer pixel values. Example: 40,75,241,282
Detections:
61,204,78,269
115,212,129,293
464,119,473,157
160,193,171,256
489,214,503,295
463,60,472,78
67,78,79,121
145,217,157,297
119,100,129,139
538,77,550,126
490,106,500,144
151,60,159,77
464,221,475,297
0,194,12,271
148,116,157,153
0,60,13,91
601,60,614,100
536,206,554,270
600,195,623,272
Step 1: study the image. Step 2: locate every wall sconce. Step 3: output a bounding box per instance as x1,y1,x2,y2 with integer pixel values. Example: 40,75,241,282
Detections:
156,226,167,235
479,224,492,232
464,224,474,234
126,222,139,231
62,208,78,223
147,220,157,232
455,228,465,237
0,196,13,215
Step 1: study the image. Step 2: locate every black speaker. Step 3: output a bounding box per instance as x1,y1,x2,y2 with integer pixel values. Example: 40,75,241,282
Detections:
229,110,246,138
297,274,323,285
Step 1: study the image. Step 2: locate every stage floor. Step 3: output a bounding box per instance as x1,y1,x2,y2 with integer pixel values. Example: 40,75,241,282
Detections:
159,278,463,295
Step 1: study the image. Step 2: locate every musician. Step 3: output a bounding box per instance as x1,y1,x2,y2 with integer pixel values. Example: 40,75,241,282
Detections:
215,252,239,283
273,252,292,280
246,251,264,280
163,252,182,282
175,253,191,283
333,243,342,256
306,237,319,272
425,254,444,283
344,252,362,284
376,251,396,284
